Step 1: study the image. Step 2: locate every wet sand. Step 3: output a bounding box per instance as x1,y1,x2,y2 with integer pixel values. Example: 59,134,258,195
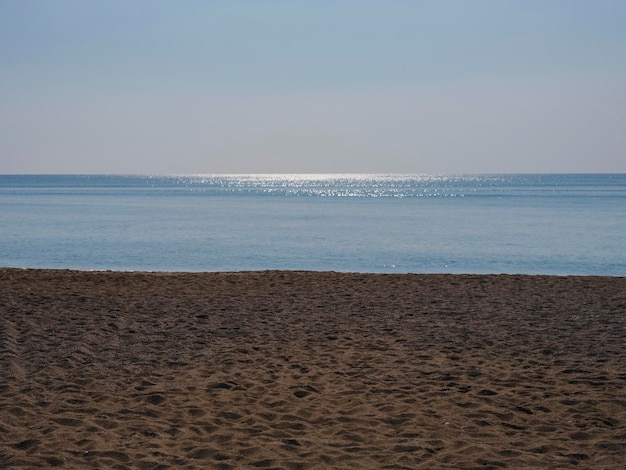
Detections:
1,269,625,469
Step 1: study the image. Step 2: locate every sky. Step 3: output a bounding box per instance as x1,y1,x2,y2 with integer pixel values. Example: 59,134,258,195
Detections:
1,0,625,174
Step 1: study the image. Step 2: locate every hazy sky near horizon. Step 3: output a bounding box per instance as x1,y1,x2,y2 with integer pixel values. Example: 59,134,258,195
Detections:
1,0,625,174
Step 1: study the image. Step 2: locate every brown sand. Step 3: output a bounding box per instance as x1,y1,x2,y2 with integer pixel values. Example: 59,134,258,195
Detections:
1,269,625,469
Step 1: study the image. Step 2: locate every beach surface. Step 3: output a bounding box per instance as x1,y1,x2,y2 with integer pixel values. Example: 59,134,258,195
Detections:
1,269,625,469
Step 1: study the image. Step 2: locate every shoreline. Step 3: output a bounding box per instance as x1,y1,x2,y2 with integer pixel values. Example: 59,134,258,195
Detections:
3,266,625,277
1,269,624,468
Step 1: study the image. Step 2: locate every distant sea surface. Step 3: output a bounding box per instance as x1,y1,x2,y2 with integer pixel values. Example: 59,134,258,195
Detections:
1,174,625,275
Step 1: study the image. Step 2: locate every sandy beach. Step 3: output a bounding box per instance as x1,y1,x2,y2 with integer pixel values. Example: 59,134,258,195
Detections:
1,269,624,469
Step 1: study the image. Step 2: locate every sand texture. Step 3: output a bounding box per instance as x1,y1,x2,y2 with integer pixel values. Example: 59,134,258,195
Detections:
1,269,625,469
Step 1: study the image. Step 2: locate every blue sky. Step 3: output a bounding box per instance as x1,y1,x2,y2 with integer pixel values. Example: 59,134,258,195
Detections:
1,0,625,174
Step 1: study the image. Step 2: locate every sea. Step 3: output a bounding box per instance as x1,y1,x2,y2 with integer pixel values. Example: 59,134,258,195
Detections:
1,174,625,276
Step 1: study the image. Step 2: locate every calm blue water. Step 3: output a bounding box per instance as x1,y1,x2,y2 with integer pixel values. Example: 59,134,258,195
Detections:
1,174,625,275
